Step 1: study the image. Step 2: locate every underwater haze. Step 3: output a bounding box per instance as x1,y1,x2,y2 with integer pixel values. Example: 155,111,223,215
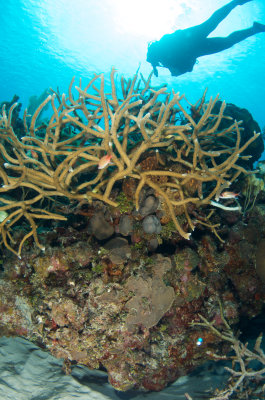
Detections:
1,0,265,133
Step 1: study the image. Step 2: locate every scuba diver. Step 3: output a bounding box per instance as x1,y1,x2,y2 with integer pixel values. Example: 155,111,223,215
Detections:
147,0,265,77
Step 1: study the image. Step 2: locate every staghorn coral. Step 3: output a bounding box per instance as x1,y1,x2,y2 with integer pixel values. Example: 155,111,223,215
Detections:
0,68,259,256
191,303,265,399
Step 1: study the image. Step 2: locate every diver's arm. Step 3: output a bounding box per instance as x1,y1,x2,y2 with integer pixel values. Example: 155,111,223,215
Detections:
152,65,159,77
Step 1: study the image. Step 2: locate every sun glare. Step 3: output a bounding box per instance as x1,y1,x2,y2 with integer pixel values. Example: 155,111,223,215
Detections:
106,0,191,39
37,0,202,42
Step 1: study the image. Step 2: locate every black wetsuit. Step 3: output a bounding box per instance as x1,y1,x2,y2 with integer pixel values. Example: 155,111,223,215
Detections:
147,0,265,77
151,30,198,76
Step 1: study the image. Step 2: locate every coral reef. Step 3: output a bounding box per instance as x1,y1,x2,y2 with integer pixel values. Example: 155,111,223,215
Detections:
0,188,265,392
241,160,265,212
189,306,265,400
0,70,264,395
0,69,259,256
212,101,264,168
256,238,265,283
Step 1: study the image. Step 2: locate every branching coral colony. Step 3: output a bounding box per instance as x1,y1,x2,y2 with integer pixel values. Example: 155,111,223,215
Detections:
0,68,259,257
190,304,265,399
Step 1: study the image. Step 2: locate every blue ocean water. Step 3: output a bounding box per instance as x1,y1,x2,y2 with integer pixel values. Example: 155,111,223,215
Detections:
1,0,265,139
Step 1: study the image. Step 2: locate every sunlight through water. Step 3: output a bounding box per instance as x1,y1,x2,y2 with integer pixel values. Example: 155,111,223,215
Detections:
2,0,263,128
104,0,195,38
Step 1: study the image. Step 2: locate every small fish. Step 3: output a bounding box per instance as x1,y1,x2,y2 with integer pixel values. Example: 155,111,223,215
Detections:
98,153,113,169
26,149,39,160
219,191,240,199
30,149,39,160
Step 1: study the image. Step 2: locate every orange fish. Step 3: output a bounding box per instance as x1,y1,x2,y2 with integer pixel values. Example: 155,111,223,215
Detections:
219,191,240,199
98,153,113,169
30,149,39,160
26,149,38,160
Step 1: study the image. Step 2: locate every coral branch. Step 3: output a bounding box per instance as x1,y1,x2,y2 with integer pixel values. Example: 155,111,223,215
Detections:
0,68,258,255
191,302,265,399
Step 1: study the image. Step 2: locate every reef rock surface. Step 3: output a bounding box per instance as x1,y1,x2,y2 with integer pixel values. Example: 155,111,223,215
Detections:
0,197,265,392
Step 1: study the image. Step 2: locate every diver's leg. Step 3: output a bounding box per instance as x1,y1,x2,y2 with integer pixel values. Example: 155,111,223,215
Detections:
188,0,253,38
197,24,265,56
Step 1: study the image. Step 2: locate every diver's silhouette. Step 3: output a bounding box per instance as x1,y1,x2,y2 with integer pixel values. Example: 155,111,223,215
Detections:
147,0,265,77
